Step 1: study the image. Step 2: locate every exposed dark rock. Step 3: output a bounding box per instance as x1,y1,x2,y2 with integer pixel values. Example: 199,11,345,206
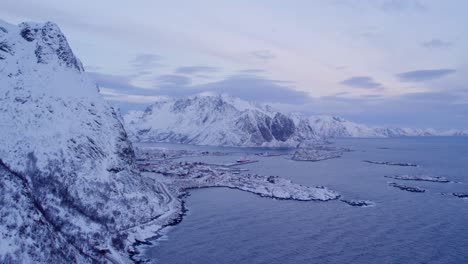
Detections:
20,27,35,42
271,112,295,141
385,175,449,183
257,116,273,142
340,199,375,207
292,142,348,162
452,193,468,199
0,41,13,55
19,22,84,71
364,160,418,167
267,176,276,184
388,182,425,193
292,148,341,162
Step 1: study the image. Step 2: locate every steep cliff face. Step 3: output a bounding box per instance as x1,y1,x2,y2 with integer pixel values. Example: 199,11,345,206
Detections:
124,95,311,147
0,20,165,263
271,112,296,141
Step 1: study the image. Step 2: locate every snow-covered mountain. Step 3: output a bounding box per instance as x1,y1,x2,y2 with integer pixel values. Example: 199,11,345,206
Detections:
0,20,166,263
125,95,314,147
125,95,467,147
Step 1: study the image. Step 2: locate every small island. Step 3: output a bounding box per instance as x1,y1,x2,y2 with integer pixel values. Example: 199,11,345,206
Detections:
385,174,450,183
388,182,426,193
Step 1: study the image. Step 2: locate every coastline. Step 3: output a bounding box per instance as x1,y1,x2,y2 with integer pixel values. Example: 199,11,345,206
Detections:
128,183,338,263
126,145,374,263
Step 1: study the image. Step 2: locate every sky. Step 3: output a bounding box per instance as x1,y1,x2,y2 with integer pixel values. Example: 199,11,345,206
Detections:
2,0,468,129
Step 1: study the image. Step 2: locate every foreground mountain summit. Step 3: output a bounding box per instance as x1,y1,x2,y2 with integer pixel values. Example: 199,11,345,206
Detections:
0,20,167,263
124,95,467,147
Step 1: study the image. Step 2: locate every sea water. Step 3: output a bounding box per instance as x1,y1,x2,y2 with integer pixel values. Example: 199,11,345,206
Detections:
144,137,468,264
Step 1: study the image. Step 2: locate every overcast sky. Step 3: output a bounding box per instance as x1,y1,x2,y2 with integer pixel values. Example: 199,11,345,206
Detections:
2,0,468,129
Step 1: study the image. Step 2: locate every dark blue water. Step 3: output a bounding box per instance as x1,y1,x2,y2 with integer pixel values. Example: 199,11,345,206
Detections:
145,137,468,264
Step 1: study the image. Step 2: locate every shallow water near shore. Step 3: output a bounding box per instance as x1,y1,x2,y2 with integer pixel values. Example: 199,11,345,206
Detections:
143,137,468,264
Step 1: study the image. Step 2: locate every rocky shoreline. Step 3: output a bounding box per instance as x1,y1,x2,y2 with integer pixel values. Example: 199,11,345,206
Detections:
291,142,351,162
452,193,468,199
364,160,418,167
388,182,426,193
385,174,450,183
340,199,376,207
129,146,345,262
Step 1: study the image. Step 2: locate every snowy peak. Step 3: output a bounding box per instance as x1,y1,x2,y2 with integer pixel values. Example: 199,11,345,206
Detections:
163,94,268,114
172,95,235,114
18,21,83,71
0,20,96,99
125,95,313,147
0,20,82,71
308,115,380,138
125,95,467,147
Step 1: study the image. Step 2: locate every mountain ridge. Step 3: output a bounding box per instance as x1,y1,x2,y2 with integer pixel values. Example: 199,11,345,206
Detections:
124,95,467,147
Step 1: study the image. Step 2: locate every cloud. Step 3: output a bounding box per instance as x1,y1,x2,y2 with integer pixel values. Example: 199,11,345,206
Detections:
130,53,163,71
100,88,167,103
156,74,191,86
191,75,309,104
250,50,275,60
175,66,218,75
422,39,453,49
287,90,468,130
99,88,165,113
238,69,265,74
334,65,348,70
332,0,355,8
380,0,427,12
397,69,456,82
90,71,468,129
340,76,382,89
143,74,307,104
84,65,102,72
399,91,461,102
89,70,310,105
87,72,141,92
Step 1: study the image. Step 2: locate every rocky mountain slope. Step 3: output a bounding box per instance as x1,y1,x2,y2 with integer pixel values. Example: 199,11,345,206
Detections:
125,96,313,147
0,20,166,263
124,95,467,147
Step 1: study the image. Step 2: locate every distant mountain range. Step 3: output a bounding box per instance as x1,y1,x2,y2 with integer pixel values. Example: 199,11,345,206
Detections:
124,95,467,147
